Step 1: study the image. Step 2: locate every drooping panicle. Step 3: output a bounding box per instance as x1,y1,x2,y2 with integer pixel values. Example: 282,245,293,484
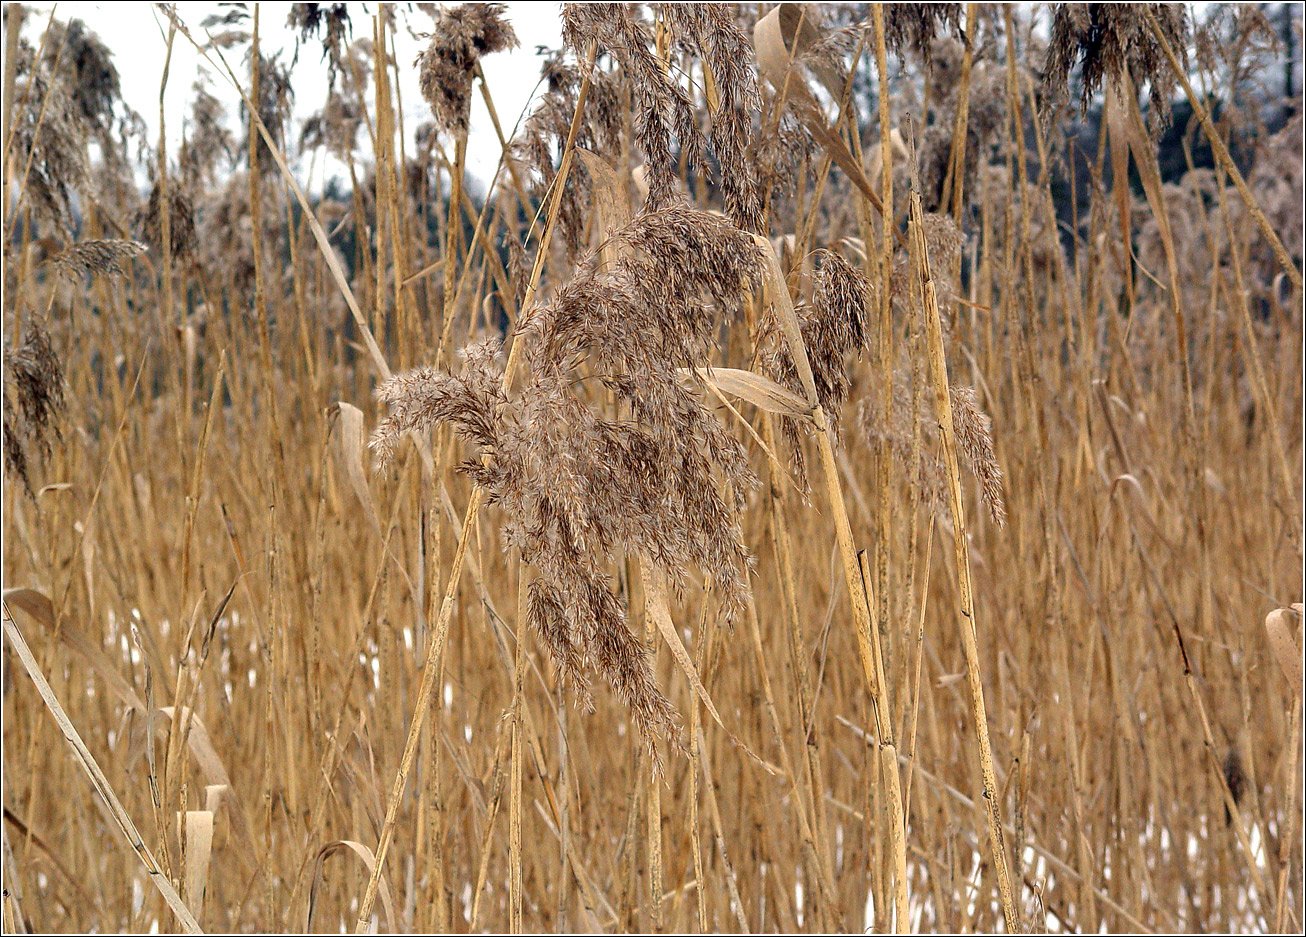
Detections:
373,206,769,762
1042,3,1189,134
137,184,197,260
48,239,147,280
523,206,763,597
371,338,507,467
948,385,1007,526
659,4,765,232
883,4,963,61
561,3,700,211
3,324,66,493
510,52,624,257
179,81,235,191
8,39,90,237
858,370,1007,526
417,3,518,135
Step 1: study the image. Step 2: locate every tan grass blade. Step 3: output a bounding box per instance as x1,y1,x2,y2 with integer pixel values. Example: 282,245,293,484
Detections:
639,559,781,776
697,376,792,477
3,587,147,712
509,567,527,934
1,607,203,934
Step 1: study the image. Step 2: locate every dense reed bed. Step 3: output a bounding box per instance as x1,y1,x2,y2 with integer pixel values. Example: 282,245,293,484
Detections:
2,3,1302,933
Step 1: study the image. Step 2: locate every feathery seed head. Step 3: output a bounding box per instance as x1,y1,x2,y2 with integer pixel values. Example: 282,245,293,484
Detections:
3,324,66,493
418,3,518,135
49,239,147,280
1043,3,1188,135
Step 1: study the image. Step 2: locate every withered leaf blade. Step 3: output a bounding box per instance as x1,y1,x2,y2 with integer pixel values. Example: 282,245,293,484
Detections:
684,366,813,422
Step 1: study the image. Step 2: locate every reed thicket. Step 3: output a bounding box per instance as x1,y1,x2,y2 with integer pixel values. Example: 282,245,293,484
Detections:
2,3,1302,933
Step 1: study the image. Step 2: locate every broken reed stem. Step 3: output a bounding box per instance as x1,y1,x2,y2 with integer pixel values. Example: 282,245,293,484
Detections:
867,9,911,930
469,726,510,930
753,230,911,930
154,24,187,901
1141,6,1302,296
351,42,598,933
908,184,1021,933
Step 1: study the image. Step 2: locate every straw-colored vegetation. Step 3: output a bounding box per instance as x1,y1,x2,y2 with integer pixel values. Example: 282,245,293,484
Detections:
2,2,1302,933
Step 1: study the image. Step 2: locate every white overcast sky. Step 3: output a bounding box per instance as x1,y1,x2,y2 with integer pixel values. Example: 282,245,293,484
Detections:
20,2,564,192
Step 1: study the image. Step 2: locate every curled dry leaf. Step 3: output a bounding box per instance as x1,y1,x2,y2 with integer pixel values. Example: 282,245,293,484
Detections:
307,839,397,931
183,809,215,915
753,5,892,225
4,585,256,855
3,587,146,711
1264,606,1302,695
685,367,814,421
331,401,384,539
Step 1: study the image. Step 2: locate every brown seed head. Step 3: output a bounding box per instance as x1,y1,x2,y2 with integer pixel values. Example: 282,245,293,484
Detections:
49,239,147,280
1043,3,1188,135
417,3,518,134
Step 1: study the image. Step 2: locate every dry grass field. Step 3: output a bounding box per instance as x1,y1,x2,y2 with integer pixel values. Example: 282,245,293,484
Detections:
2,2,1303,933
